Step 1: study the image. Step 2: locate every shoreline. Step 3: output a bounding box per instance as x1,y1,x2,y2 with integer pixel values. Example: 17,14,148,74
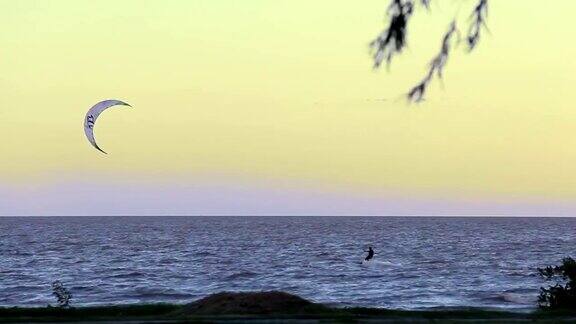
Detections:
2,301,575,323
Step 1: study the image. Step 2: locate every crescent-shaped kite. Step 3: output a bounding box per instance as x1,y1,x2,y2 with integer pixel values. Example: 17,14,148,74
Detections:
84,99,131,154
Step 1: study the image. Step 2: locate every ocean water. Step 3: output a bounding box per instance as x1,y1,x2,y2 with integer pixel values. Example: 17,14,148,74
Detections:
1,216,575,310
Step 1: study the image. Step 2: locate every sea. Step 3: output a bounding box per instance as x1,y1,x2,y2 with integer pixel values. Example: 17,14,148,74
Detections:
1,216,575,310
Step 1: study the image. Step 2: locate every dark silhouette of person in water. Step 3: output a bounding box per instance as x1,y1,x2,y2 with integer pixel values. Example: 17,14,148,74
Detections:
365,246,374,261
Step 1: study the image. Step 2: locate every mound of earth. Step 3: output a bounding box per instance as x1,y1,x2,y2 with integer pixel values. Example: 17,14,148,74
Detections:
180,291,328,315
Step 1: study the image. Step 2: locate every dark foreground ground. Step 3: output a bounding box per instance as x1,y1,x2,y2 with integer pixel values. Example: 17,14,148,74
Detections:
2,292,576,323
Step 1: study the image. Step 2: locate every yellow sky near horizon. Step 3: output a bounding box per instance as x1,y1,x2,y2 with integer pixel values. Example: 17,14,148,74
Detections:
1,0,576,200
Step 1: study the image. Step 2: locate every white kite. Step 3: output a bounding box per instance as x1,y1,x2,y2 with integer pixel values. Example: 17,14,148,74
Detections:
84,99,131,154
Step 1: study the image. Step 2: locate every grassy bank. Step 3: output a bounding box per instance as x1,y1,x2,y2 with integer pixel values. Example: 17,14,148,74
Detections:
2,304,576,323
2,291,575,323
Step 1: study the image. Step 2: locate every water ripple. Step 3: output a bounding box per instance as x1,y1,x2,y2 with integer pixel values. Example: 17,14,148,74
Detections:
1,216,575,310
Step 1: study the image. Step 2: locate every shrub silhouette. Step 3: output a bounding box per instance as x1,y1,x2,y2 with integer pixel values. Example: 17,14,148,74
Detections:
538,257,576,309
51,281,73,308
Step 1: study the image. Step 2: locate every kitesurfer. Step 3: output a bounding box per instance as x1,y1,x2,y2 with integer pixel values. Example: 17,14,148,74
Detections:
364,246,374,261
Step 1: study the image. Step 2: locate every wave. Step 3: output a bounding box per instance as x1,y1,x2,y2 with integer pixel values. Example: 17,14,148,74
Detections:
159,257,181,264
225,271,259,280
131,287,192,300
482,291,536,305
2,285,40,293
499,269,537,277
109,272,146,279
192,251,215,257
361,260,398,268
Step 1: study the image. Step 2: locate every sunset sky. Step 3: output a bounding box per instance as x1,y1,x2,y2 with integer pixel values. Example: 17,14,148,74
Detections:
1,1,575,215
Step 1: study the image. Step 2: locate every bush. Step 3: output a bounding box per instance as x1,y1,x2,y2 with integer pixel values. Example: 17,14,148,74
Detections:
538,257,576,309
52,281,73,308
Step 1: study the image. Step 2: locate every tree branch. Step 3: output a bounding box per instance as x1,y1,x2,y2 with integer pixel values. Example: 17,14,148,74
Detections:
467,0,488,51
369,0,414,68
408,21,458,102
370,0,490,103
